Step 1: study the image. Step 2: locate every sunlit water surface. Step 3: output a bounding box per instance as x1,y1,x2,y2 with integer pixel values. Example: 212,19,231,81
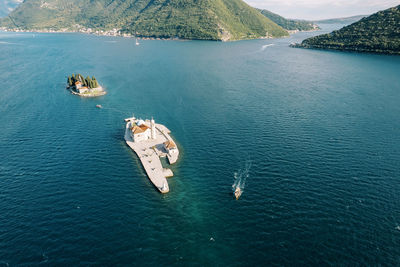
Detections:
0,24,399,265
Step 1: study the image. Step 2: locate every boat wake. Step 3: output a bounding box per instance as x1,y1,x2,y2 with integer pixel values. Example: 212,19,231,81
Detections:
99,105,129,115
41,251,48,263
0,41,18,45
232,159,251,198
261,44,274,51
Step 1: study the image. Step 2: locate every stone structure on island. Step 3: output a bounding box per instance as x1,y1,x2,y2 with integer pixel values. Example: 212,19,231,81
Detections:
66,73,106,97
124,116,179,193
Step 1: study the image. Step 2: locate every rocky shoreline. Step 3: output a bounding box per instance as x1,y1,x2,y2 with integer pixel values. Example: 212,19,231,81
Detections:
0,26,282,42
289,42,400,55
68,87,106,97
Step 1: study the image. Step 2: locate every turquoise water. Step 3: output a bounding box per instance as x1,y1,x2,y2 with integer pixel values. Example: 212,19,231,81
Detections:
1,25,400,265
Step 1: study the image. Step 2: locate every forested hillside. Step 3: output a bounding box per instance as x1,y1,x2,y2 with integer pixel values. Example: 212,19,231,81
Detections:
298,5,400,55
0,0,289,41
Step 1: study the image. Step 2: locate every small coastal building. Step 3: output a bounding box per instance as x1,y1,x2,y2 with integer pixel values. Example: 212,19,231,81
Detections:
73,81,88,94
78,86,89,94
164,140,178,155
131,120,151,142
130,118,158,143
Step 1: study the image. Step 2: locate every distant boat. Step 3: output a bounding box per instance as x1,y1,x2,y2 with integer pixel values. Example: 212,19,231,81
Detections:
234,187,242,200
96,104,102,109
135,38,140,46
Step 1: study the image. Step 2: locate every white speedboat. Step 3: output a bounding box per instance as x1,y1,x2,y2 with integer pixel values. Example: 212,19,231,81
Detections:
234,187,242,200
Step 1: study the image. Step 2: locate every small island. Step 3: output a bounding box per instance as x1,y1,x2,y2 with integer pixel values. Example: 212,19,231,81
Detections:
67,73,106,97
124,116,179,193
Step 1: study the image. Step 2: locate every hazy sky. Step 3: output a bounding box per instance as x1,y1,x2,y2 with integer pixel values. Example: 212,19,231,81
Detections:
244,0,400,20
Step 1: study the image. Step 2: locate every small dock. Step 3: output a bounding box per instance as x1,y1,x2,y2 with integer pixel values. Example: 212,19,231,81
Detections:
124,117,179,193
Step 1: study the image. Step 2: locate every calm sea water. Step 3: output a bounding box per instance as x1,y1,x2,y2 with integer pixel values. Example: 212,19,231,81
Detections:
0,24,400,266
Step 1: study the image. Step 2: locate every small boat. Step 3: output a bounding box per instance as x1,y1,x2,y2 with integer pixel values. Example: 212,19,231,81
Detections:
135,38,140,46
96,104,103,109
234,187,242,200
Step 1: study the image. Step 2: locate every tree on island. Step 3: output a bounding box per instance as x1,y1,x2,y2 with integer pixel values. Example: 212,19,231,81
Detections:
67,76,73,87
92,76,99,88
67,73,100,89
67,73,99,89
77,74,84,84
85,76,92,88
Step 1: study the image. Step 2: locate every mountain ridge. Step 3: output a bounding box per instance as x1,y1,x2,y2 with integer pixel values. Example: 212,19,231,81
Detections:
0,0,289,41
258,9,319,31
314,15,367,24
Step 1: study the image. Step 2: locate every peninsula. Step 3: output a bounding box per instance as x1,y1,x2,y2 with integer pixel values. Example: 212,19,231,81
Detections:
67,73,106,97
291,5,400,55
258,9,319,32
124,116,179,193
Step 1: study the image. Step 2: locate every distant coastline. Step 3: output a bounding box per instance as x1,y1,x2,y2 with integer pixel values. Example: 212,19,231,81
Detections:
0,25,319,41
290,42,400,56
0,26,137,38
287,28,319,35
0,26,281,41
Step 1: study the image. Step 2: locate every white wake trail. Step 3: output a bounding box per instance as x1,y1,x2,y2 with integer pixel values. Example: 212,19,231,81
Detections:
232,159,252,194
261,44,275,51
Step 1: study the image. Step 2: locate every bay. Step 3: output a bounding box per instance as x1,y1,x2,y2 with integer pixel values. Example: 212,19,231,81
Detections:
0,24,399,265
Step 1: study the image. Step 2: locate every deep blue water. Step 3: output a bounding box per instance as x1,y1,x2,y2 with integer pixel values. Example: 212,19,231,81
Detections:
1,24,400,265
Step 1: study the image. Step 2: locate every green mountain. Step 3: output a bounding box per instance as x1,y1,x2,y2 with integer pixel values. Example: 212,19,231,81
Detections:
297,5,400,55
314,15,367,25
0,0,288,41
258,9,318,31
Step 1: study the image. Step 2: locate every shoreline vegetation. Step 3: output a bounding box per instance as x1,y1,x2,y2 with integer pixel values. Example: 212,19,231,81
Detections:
0,26,283,41
0,25,316,41
0,26,140,39
67,73,106,97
